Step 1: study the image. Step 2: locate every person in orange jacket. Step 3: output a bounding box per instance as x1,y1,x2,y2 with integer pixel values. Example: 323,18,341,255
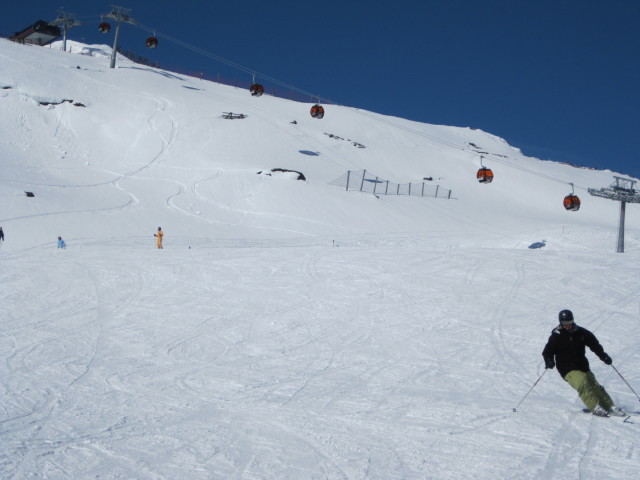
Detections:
154,227,163,249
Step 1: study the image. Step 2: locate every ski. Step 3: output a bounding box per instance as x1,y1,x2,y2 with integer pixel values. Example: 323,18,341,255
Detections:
582,408,635,423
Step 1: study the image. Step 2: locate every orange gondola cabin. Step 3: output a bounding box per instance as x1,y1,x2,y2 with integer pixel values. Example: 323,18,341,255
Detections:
477,167,494,184
98,22,111,33
250,83,264,97
146,36,158,48
563,194,581,211
310,104,324,119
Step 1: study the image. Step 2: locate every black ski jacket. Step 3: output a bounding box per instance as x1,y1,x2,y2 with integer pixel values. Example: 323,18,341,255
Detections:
542,325,609,378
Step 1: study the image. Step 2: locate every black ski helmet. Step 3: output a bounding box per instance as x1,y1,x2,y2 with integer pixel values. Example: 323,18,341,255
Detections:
559,309,574,325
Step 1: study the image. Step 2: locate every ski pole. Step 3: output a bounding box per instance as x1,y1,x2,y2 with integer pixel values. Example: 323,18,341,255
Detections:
612,365,640,402
512,369,547,412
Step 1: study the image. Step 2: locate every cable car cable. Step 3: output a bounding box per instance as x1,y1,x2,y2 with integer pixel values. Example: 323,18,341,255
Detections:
350,110,586,191
133,22,328,105
113,20,590,195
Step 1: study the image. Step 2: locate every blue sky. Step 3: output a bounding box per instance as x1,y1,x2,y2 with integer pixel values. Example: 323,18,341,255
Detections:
3,0,639,180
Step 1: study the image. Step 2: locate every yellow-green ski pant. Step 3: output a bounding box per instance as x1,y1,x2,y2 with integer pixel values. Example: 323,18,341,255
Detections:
563,370,614,411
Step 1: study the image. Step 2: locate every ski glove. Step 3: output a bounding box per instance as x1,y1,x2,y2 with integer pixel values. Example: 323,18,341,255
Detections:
544,357,555,369
602,354,612,365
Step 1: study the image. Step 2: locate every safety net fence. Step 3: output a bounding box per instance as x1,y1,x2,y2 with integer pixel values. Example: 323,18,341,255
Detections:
329,170,453,199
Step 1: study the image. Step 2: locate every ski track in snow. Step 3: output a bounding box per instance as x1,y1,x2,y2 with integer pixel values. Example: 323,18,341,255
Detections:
4,244,640,479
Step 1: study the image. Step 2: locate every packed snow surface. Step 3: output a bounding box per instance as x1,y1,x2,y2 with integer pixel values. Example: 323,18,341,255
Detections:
1,39,639,479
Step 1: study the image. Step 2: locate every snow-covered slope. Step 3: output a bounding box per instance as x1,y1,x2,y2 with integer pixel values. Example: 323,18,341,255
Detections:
1,39,639,480
2,39,636,251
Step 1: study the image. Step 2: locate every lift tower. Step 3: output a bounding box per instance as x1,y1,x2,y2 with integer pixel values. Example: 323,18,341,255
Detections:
50,9,82,52
588,176,640,253
103,5,136,69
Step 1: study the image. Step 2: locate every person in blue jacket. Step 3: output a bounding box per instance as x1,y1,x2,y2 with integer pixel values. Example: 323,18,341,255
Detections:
57,236,66,249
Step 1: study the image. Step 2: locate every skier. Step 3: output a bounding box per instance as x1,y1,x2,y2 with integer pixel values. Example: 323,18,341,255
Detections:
542,309,625,417
57,236,66,249
0,226,4,242
154,227,163,249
